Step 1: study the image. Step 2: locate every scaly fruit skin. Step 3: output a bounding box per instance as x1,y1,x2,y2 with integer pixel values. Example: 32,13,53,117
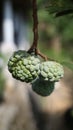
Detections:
8,50,30,72
32,77,54,96
8,50,64,96
32,61,64,96
8,50,40,83
40,61,64,82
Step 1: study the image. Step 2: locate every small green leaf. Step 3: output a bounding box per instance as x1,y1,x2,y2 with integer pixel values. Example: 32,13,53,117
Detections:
45,0,73,17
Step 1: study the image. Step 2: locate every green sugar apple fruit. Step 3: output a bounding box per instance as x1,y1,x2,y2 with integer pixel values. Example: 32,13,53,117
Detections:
32,77,54,96
40,61,64,82
32,61,64,96
8,50,64,96
8,50,40,83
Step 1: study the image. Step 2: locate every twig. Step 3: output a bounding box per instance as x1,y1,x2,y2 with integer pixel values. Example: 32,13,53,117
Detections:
36,49,55,61
36,49,48,61
28,0,55,62
28,0,38,53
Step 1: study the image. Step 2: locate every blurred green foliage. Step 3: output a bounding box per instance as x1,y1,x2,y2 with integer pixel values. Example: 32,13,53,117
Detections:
45,0,73,14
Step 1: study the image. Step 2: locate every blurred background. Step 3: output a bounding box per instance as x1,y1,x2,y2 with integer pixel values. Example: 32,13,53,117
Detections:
0,0,73,130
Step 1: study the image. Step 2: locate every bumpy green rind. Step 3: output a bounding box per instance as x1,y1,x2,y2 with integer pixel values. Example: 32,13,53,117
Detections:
32,78,55,96
8,50,64,96
8,50,29,69
8,50,40,83
40,61,64,82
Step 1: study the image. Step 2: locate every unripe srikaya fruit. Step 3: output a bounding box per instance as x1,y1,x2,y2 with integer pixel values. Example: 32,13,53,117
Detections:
8,50,40,83
32,77,55,96
8,50,64,96
32,61,64,96
40,61,64,82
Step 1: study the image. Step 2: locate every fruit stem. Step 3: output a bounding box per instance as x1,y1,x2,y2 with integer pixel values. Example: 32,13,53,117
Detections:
28,0,38,53
36,49,55,61
28,0,55,62
36,49,48,61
